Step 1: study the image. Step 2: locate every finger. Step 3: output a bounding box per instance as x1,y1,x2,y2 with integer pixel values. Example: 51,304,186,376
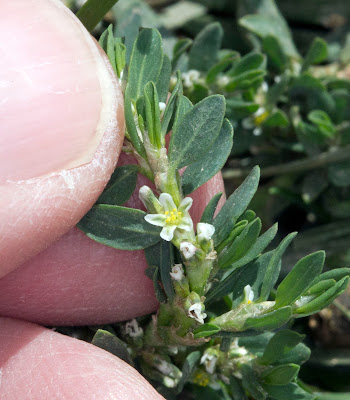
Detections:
0,317,163,400
0,166,225,326
0,0,124,278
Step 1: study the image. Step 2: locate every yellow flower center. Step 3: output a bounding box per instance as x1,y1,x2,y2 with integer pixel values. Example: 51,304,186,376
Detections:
193,370,210,387
165,208,182,224
254,110,269,126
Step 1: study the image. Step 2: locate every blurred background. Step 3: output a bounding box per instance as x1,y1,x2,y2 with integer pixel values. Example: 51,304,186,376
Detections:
65,0,350,395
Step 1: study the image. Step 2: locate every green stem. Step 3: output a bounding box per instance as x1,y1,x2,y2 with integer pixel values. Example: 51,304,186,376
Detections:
76,0,119,32
333,299,350,322
222,145,350,180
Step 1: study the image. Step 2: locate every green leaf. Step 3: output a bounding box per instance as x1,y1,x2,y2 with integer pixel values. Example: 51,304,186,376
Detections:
313,268,350,285
226,70,266,92
275,342,311,366
92,329,134,366
160,240,175,301
188,83,209,104
207,252,273,305
261,364,300,385
308,110,335,138
161,71,183,137
156,55,171,103
171,94,193,136
76,0,120,32
172,38,192,70
200,192,223,224
144,82,162,147
259,330,306,365
275,251,325,308
213,166,260,246
193,323,220,339
226,99,259,119
241,364,267,400
77,205,161,250
263,383,315,400
316,392,350,400
188,22,224,72
263,110,289,128
294,277,349,317
177,351,201,393
219,218,262,268
144,265,167,303
328,161,350,187
244,306,292,331
97,165,138,206
302,37,328,72
262,35,287,71
168,95,225,170
182,119,233,195
231,53,265,76
306,279,336,295
127,28,163,101
230,376,248,400
222,223,278,271
206,56,237,85
239,12,299,59
99,25,117,75
259,232,297,302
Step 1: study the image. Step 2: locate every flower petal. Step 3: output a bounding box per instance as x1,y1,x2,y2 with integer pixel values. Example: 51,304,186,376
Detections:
145,214,166,227
178,197,193,213
178,217,193,231
197,223,215,240
159,193,177,211
160,225,177,241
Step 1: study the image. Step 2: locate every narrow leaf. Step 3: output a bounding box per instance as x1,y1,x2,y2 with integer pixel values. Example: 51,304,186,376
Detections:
156,54,171,103
193,324,220,339
160,240,175,301
200,193,223,224
161,71,183,137
294,277,349,317
259,232,297,302
244,306,292,331
177,351,201,393
188,22,223,72
213,166,260,246
76,0,120,32
92,329,134,366
182,119,233,195
97,165,138,206
275,251,325,308
168,95,226,170
77,205,161,250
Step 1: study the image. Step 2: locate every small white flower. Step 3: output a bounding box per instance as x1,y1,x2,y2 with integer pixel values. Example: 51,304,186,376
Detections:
243,285,254,304
144,194,193,241
170,264,184,281
253,127,262,136
125,319,143,337
159,102,166,112
261,81,269,92
200,352,217,374
180,241,198,260
182,69,201,88
197,223,215,243
217,75,230,88
188,303,207,324
156,360,174,376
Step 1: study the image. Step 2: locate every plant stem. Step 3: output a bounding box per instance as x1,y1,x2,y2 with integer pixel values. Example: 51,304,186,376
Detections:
333,299,350,322
223,145,350,180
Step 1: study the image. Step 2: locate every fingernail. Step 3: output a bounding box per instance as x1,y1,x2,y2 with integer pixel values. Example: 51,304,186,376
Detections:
0,0,115,183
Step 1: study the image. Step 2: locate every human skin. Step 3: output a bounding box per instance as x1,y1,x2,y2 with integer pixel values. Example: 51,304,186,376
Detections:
0,0,225,398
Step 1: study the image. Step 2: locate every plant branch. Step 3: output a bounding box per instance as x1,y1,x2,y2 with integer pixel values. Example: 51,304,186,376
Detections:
223,146,350,180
